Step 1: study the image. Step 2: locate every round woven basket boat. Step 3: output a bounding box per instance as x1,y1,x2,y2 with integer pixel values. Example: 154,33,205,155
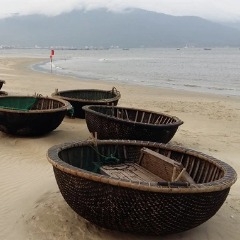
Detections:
47,140,237,236
83,105,183,143
0,95,72,136
0,80,5,90
52,87,121,119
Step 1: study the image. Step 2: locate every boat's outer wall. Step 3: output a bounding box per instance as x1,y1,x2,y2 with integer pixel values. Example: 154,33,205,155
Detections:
0,110,66,136
84,110,179,143
66,99,119,119
53,167,230,235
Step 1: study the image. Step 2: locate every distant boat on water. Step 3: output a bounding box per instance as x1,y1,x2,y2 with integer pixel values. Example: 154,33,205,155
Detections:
204,48,212,50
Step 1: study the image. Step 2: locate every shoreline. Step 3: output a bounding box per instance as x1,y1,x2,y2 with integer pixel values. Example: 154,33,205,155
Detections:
0,57,239,240
4,56,240,99
32,54,240,98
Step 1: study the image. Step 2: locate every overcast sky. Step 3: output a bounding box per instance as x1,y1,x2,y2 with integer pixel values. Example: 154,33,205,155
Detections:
0,0,240,22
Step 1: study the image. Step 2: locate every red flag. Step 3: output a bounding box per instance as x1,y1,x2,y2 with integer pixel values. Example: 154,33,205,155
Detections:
51,49,54,56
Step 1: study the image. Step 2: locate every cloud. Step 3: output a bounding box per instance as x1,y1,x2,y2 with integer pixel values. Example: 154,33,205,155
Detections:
0,0,240,22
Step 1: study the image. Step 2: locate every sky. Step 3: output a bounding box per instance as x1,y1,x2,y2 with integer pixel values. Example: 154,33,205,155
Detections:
0,0,240,22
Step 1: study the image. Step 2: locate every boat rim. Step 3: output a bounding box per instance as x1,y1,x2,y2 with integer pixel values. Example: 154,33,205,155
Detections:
47,139,237,194
0,95,72,113
52,88,121,102
83,105,184,127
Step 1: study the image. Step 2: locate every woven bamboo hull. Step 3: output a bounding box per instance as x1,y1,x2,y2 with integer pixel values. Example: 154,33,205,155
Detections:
0,96,71,136
0,111,65,136
47,140,237,235
83,105,183,143
52,88,121,119
54,168,230,235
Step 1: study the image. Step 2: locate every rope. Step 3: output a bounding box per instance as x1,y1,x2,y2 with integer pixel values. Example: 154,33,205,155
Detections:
88,143,120,173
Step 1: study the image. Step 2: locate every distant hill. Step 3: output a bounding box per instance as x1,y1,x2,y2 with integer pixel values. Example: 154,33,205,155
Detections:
221,21,240,31
1,8,240,48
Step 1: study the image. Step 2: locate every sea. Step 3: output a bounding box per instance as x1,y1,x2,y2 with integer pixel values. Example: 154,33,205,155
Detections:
1,47,240,97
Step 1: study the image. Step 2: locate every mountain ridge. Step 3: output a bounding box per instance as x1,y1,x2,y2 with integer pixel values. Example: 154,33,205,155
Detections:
0,8,240,48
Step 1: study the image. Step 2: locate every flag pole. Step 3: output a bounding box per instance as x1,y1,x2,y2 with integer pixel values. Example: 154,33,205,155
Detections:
50,55,53,73
50,49,55,73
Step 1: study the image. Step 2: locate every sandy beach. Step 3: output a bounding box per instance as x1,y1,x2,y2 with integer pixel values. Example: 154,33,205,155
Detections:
0,57,239,240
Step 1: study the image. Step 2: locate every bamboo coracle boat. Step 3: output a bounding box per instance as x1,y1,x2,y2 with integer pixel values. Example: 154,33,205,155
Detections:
0,95,72,136
83,105,183,143
52,87,121,119
47,140,237,235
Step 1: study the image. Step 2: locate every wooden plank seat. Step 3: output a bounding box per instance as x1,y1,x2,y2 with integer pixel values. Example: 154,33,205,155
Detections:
100,163,165,182
100,147,195,185
138,147,195,184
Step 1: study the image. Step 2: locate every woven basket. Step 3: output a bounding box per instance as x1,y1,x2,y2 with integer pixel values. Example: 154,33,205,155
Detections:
47,140,237,235
52,87,121,119
0,95,72,136
83,105,183,143
0,80,5,90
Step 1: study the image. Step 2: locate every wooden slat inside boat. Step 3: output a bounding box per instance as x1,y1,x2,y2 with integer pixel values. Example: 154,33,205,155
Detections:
100,163,165,182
